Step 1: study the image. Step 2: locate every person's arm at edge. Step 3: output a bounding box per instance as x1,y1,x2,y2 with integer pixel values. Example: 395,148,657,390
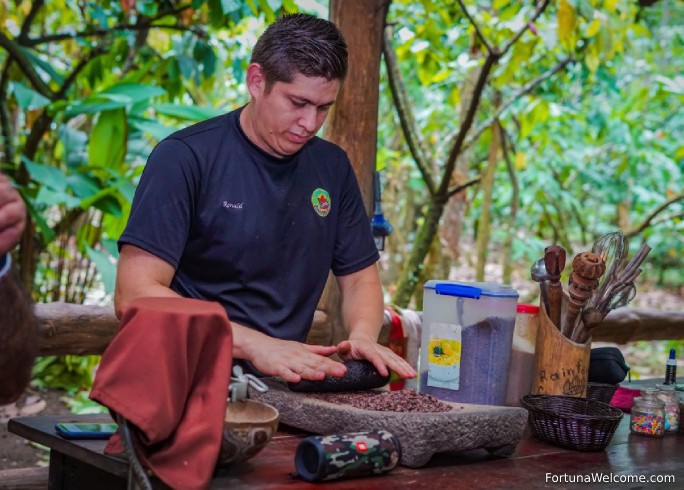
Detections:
336,263,416,379
0,175,36,404
0,174,26,255
115,244,344,382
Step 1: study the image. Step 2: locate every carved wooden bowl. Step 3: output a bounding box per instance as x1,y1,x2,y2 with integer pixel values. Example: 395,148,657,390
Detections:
216,399,279,468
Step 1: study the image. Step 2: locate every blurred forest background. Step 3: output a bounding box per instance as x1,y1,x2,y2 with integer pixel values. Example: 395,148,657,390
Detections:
0,0,682,400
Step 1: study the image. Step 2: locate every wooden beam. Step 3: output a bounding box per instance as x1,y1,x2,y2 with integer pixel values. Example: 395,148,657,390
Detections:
0,467,49,490
590,307,684,343
35,303,684,357
36,302,117,356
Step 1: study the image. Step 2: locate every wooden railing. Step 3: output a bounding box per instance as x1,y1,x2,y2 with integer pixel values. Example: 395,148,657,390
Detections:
36,303,684,356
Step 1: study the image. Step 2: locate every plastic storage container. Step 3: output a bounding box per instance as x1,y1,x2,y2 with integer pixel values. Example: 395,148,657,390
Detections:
505,303,540,406
418,281,519,405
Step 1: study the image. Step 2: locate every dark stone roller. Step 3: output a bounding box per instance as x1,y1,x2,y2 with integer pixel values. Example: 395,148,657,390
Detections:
287,360,391,393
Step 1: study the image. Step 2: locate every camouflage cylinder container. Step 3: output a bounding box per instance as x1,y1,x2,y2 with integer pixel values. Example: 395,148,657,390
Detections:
294,429,401,482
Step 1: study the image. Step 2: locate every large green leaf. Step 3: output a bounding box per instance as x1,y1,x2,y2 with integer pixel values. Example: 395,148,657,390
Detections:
87,108,128,169
65,99,126,117
34,187,82,208
221,0,242,14
21,155,68,192
151,103,224,121
85,245,116,295
101,83,167,104
58,126,89,168
66,84,166,117
21,196,55,243
66,173,101,200
11,82,51,110
129,117,177,140
19,46,65,85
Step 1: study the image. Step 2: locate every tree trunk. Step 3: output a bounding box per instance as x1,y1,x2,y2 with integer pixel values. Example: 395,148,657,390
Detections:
500,125,519,284
325,0,390,212
392,199,445,307
475,98,500,281
307,0,390,347
440,45,483,263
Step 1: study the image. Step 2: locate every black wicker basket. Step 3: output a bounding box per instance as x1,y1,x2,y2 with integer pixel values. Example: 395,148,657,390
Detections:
586,382,619,404
521,394,624,452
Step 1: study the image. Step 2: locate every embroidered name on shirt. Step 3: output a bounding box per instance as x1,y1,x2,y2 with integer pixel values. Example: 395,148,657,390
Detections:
223,201,243,209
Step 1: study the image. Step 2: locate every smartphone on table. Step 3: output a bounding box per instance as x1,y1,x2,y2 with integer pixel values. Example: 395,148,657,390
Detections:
55,422,118,440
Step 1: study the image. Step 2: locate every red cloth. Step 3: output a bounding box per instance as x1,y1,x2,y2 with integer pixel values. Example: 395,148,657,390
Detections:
610,386,641,412
90,297,232,490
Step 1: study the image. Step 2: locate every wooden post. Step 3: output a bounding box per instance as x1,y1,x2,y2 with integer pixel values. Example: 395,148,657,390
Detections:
312,0,391,348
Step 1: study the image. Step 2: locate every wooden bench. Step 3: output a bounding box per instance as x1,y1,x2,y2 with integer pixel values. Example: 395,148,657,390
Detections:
0,467,48,490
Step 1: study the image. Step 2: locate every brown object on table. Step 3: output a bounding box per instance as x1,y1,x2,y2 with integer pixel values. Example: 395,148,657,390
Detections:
89,297,233,490
543,245,566,329
217,399,279,468
521,394,623,452
308,389,453,413
532,301,590,398
585,382,619,405
561,251,605,339
249,378,527,468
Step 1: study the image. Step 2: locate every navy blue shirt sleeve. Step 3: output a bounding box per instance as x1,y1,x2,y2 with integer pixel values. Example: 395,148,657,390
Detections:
331,152,379,276
118,138,201,269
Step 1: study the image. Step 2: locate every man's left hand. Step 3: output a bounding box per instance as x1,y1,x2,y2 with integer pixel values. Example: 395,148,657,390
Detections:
336,334,416,380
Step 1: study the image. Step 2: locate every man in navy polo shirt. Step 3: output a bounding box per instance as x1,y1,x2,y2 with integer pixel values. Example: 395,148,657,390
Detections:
115,14,416,384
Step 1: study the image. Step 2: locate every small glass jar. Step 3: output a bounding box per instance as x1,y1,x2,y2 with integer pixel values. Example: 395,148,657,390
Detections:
630,387,665,437
676,385,684,433
656,384,680,433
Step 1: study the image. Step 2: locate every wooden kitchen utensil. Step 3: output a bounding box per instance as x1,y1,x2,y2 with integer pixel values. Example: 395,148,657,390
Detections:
561,252,605,339
544,246,566,329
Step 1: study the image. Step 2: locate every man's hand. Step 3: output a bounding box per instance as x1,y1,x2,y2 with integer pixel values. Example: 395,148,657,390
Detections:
241,331,348,383
337,334,417,380
0,174,26,256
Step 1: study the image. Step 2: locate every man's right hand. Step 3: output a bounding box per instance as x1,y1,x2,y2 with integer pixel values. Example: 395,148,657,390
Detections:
236,326,347,383
0,174,26,256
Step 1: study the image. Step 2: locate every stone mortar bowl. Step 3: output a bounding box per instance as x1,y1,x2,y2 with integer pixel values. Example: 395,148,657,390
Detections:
216,399,279,468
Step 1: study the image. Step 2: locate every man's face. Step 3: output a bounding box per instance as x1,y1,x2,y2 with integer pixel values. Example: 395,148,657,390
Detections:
246,69,341,158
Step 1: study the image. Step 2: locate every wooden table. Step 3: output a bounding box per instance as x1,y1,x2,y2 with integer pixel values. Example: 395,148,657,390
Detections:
8,407,683,490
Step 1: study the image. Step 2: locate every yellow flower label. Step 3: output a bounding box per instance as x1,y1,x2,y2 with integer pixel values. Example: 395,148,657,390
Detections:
428,338,462,366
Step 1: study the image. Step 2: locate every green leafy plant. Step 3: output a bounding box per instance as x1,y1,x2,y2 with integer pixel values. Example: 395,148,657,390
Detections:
31,355,100,392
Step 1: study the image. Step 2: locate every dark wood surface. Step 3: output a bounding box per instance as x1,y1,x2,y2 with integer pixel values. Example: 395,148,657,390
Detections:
8,402,684,490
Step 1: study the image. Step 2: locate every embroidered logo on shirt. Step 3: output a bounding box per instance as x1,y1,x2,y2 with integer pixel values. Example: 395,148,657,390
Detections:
311,188,331,217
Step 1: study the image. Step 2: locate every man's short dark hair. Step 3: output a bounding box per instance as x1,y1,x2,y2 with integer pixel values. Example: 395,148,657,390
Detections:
251,13,348,91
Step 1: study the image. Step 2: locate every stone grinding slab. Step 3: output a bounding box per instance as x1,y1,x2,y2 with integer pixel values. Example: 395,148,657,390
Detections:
249,378,528,468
